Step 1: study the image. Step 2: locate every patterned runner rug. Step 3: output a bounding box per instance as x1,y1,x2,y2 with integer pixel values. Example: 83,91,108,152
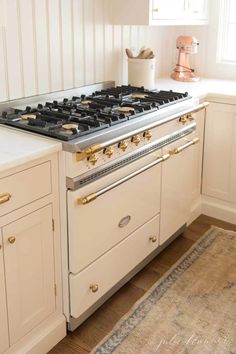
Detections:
92,227,236,354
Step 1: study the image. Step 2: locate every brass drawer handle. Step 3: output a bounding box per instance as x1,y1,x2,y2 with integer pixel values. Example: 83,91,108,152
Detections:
90,284,99,293
8,236,16,244
149,236,157,243
170,137,199,155
0,193,11,205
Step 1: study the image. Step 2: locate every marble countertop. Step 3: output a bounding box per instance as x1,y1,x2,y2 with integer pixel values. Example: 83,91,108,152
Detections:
0,126,62,173
155,78,236,103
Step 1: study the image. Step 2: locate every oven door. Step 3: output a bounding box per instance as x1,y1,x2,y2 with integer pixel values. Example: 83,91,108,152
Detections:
67,150,169,274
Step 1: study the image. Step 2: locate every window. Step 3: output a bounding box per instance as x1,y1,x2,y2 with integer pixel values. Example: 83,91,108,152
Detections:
218,0,236,64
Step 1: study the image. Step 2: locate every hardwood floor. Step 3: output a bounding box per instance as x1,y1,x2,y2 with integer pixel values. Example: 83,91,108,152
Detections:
50,215,236,354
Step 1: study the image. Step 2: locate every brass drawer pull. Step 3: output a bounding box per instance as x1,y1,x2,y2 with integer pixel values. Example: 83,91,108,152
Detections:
149,236,157,243
0,193,11,205
77,153,170,205
8,236,16,244
170,137,199,155
90,284,99,293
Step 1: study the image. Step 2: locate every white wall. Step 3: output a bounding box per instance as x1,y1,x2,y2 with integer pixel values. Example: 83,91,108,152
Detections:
0,0,232,104
0,0,207,103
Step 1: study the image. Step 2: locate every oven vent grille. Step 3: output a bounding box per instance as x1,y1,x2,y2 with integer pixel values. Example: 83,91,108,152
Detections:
68,127,195,190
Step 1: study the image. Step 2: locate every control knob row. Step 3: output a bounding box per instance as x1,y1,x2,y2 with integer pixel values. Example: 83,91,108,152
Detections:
87,130,153,165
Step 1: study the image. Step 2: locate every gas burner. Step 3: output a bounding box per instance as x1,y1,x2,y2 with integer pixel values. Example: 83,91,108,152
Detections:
0,85,191,141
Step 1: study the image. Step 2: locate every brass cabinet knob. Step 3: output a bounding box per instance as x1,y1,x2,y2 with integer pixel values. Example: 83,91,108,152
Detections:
90,284,99,293
153,8,159,12
104,146,114,158
143,130,152,141
0,192,11,205
131,135,141,146
149,236,157,243
88,154,98,166
118,140,128,152
179,116,188,124
8,236,16,244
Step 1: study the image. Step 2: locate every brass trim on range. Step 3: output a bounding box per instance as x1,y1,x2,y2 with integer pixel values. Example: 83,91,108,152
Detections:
170,137,200,155
75,102,209,162
0,192,11,205
77,153,170,205
77,193,97,205
76,144,103,161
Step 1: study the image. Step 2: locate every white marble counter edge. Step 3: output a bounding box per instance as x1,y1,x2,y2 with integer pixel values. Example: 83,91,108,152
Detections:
0,144,61,173
0,127,62,173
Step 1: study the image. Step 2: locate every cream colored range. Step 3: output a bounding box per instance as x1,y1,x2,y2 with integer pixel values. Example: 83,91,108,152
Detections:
62,110,204,330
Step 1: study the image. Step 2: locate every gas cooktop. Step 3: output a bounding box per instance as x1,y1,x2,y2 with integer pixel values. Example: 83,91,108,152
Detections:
0,85,190,141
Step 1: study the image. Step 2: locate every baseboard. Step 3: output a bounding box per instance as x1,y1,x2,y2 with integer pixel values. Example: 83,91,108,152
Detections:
202,195,236,225
6,314,66,354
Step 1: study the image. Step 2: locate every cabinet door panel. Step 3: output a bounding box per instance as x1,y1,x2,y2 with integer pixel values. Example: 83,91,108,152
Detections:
3,205,55,345
0,231,9,353
203,104,236,203
189,0,208,20
160,136,194,244
152,0,186,20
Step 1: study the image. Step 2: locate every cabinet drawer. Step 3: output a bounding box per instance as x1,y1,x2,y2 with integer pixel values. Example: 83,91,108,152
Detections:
0,162,51,216
69,215,159,319
68,159,161,274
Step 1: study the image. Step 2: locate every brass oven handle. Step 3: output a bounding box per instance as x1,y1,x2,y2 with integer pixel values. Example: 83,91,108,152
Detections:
170,137,199,155
76,102,209,161
0,193,11,205
77,153,170,205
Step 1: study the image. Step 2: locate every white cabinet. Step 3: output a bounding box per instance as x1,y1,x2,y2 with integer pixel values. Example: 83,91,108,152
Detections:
0,231,9,353
111,0,208,25
3,205,55,345
160,134,197,244
203,103,236,203
188,0,208,20
0,155,65,354
152,0,186,20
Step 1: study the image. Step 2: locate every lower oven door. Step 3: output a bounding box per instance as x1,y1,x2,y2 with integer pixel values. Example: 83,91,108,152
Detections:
67,150,167,274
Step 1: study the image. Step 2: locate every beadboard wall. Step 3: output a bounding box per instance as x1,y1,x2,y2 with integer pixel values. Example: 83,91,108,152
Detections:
0,0,208,103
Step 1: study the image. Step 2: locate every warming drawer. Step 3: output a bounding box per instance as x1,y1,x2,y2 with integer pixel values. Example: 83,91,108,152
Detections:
69,214,160,319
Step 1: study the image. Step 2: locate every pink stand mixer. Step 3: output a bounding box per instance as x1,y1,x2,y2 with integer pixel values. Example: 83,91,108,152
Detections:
171,36,199,82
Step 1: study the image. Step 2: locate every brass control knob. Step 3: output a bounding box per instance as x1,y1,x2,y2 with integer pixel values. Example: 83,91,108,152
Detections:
118,140,128,152
131,135,141,146
149,236,157,243
179,116,188,124
88,154,98,166
90,284,99,293
103,146,114,158
143,130,152,141
187,113,194,121
8,236,16,244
